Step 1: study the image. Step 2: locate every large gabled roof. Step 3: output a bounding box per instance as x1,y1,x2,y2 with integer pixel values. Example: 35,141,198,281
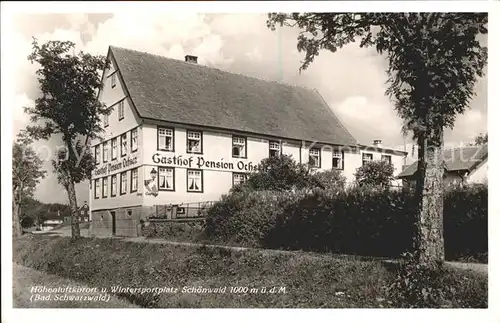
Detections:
109,46,358,146
397,144,488,178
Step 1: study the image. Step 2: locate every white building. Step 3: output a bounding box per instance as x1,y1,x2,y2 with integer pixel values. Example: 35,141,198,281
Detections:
397,144,488,188
90,46,407,237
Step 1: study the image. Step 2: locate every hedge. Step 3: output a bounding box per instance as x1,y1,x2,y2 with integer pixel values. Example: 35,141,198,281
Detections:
204,184,487,261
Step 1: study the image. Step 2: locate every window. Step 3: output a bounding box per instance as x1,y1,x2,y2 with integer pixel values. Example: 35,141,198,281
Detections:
233,173,248,187
362,153,373,166
95,145,100,165
186,130,202,154
111,73,116,88
104,114,109,127
121,133,127,157
111,138,118,160
158,167,175,191
158,127,174,151
131,128,138,152
111,175,117,197
269,141,281,158
382,154,392,165
332,151,344,170
94,179,100,199
130,168,138,192
118,101,124,120
103,141,109,163
232,136,247,158
187,169,203,192
102,177,108,198
309,148,321,168
120,171,127,195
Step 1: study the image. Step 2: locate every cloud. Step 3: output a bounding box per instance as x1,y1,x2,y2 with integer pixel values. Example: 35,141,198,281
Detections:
8,13,488,203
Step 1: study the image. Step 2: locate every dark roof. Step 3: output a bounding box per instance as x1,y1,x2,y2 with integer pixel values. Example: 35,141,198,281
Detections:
397,144,488,178
109,46,358,146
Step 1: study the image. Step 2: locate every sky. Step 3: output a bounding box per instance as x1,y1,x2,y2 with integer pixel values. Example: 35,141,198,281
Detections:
7,13,488,204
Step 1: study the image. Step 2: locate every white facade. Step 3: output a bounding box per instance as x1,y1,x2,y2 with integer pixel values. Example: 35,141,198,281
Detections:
89,56,407,213
467,159,488,184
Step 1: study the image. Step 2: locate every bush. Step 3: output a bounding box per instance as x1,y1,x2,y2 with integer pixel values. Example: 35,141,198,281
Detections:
231,154,320,193
143,221,205,242
354,160,395,188
312,169,346,190
204,184,487,261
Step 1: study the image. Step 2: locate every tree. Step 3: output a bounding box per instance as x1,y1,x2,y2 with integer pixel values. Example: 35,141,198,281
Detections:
267,13,487,266
232,154,318,193
354,160,395,188
23,39,110,239
470,132,488,145
12,135,46,237
312,169,347,190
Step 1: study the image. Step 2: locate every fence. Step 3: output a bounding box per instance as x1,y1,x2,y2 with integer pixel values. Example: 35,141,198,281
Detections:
147,201,216,221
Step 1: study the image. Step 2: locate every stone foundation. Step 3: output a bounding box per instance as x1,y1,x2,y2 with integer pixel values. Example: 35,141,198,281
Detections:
91,206,154,237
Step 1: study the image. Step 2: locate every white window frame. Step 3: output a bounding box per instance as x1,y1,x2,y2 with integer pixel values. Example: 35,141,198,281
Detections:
111,175,117,196
131,128,138,152
118,101,124,120
309,148,321,168
382,154,392,164
232,173,248,187
187,169,203,192
111,73,116,88
102,177,108,198
158,127,174,151
103,141,109,163
111,138,118,160
131,168,138,192
186,130,202,154
332,151,344,170
362,153,373,166
121,133,127,157
94,179,100,199
232,136,247,158
269,140,281,157
103,113,109,127
120,171,127,195
95,145,100,165
158,167,175,191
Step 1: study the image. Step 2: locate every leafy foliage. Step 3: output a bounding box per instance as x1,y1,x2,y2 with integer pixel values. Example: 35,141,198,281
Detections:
267,13,488,264
12,135,47,236
312,169,347,190
470,133,488,146
232,154,320,193
204,184,487,260
22,38,109,238
354,160,395,188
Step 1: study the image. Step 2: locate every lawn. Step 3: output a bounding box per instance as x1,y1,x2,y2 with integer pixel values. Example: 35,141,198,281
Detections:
13,234,487,308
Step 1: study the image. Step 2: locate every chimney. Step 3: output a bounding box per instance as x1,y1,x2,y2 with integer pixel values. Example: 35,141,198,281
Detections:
373,139,382,147
185,55,198,64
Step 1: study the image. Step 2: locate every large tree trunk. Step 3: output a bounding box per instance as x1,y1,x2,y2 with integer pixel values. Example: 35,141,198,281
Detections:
12,199,23,238
66,181,81,239
13,188,23,238
414,128,445,266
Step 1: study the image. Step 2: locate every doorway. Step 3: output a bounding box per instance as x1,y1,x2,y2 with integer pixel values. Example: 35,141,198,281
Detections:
110,211,116,236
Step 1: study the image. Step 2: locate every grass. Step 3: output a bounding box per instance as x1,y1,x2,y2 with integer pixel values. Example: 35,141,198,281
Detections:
13,235,487,308
12,262,139,308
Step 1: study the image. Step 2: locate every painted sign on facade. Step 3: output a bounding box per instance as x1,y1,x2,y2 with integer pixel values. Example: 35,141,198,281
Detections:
152,153,259,172
94,155,139,177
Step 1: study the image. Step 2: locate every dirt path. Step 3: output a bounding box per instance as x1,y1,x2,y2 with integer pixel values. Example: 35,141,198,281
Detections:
12,263,139,308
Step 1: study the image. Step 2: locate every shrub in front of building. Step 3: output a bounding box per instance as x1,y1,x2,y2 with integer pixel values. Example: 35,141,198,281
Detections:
204,184,487,261
354,160,395,188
